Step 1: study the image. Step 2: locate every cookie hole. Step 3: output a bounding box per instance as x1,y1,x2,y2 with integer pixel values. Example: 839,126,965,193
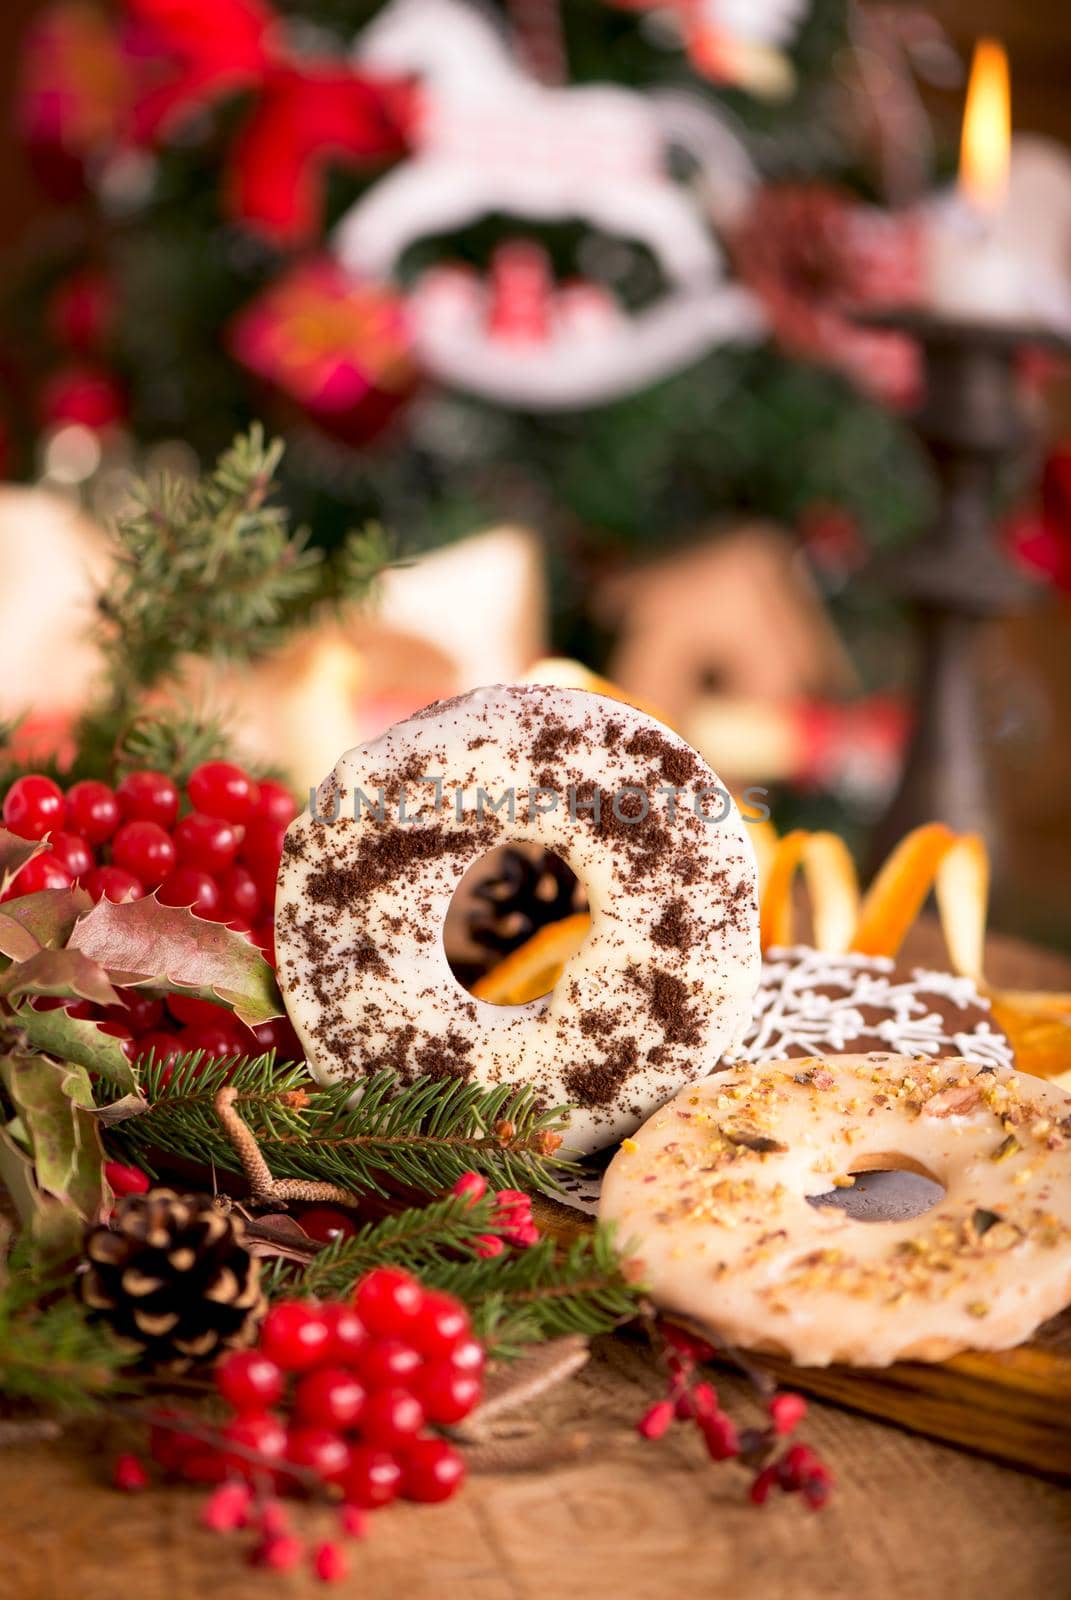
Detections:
807,1157,945,1223
443,844,590,1002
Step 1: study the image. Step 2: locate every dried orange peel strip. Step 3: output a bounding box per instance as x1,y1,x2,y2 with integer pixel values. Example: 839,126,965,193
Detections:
472,912,592,1007
758,829,860,955
852,823,989,982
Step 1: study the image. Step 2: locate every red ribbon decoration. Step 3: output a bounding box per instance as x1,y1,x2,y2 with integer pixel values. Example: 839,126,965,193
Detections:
126,0,413,245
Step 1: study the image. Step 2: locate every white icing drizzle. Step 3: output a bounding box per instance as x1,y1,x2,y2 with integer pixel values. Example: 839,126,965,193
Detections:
725,945,1014,1070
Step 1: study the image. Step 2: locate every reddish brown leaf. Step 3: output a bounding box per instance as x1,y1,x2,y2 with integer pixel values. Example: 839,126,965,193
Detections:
0,948,121,1007
68,895,283,1026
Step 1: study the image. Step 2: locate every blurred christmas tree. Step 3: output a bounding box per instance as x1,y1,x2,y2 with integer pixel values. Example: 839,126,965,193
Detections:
5,0,942,674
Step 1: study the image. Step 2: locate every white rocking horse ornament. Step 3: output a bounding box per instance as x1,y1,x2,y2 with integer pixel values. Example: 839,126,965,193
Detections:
333,0,765,409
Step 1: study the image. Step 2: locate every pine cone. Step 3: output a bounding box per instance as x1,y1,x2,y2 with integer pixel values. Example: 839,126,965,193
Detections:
469,846,587,961
81,1190,265,1371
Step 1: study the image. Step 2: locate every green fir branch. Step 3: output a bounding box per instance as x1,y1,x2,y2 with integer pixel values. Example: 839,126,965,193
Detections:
108,1054,575,1198
261,1191,506,1299
263,1199,643,1361
0,1241,132,1415
428,1227,643,1358
70,427,392,780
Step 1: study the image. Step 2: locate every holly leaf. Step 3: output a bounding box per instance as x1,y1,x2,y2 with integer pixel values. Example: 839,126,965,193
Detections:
0,1121,39,1227
68,896,284,1026
0,1054,107,1222
0,1053,109,1266
0,887,94,962
13,1004,137,1091
0,949,122,1008
0,828,44,897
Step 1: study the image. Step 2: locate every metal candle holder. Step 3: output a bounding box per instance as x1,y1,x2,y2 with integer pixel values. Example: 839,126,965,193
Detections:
860,308,1069,867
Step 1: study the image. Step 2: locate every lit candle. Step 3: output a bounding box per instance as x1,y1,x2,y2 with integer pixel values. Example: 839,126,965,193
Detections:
926,39,1071,327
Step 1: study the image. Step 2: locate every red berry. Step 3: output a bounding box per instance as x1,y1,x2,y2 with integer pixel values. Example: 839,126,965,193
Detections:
360,1387,424,1448
135,1030,184,1067
294,1367,366,1430
2,774,64,840
338,1446,402,1509
221,1412,288,1482
412,1289,470,1359
112,819,176,888
158,866,221,918
256,778,298,827
188,761,259,823
258,1500,292,1537
148,1408,198,1473
354,1267,424,1337
247,1015,303,1059
474,1234,505,1259
451,1171,487,1204
319,1303,368,1366
700,1412,740,1462
402,1438,465,1504
749,1464,778,1506
636,1399,674,1441
259,1301,331,1372
176,1447,228,1485
300,1207,357,1245
286,1426,353,1485
768,1392,807,1436
83,865,143,903
179,1020,242,1059
240,815,286,875
337,1505,367,1540
104,1160,150,1197
313,1540,348,1584
116,770,180,830
48,830,94,879
251,1534,304,1572
358,1337,422,1391
217,863,259,922
359,1336,423,1390
166,993,223,1027
418,1364,481,1426
201,1481,252,1532
112,1453,149,1492
215,1349,285,1413
64,779,120,845
104,992,163,1034
448,1337,486,1378
173,812,239,876
8,852,73,895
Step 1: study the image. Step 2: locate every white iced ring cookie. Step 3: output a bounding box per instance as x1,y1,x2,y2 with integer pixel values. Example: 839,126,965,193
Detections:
275,683,759,1154
599,1052,1071,1363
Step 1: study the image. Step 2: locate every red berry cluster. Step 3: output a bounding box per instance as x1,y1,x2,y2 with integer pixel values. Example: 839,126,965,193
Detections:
450,1171,540,1253
2,763,302,1069
141,1269,481,1576
636,1325,833,1509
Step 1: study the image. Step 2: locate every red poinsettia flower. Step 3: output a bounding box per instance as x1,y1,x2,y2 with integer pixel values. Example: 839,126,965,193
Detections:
229,259,416,441
125,0,414,245
729,184,924,407
1006,443,1071,594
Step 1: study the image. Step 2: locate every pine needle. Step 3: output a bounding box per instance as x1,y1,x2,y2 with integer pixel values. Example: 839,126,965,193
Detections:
262,1197,643,1361
108,1053,576,1199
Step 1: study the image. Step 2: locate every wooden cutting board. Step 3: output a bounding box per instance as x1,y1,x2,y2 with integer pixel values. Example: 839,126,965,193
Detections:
535,1192,1071,1480
532,917,1071,1480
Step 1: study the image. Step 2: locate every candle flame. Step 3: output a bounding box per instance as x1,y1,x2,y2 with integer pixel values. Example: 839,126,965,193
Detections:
960,38,1010,211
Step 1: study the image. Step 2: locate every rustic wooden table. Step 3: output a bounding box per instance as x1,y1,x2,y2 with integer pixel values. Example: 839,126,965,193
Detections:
3,923,1071,1600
